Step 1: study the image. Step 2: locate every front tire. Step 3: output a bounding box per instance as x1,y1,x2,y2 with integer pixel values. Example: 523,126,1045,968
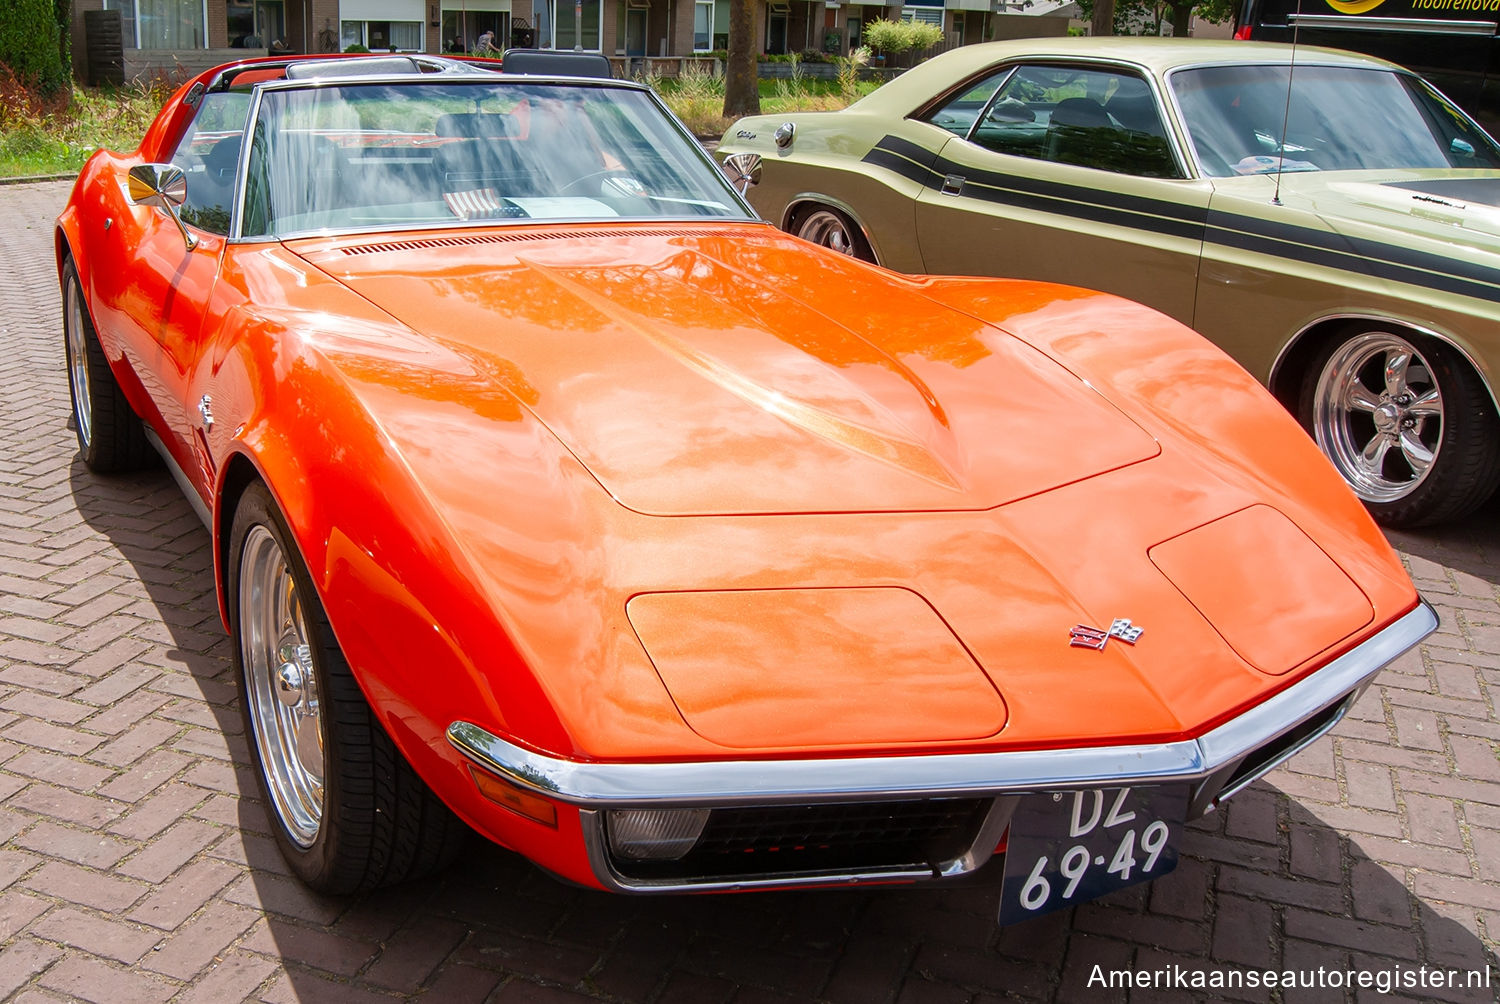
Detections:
1300,328,1500,527
791,205,875,262
230,482,465,893
61,258,151,472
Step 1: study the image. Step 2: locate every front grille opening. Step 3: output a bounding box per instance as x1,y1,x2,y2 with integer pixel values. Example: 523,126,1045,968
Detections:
1218,698,1349,804
606,798,993,881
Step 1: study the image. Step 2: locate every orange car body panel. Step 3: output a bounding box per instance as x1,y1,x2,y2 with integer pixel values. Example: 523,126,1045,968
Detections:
55,62,1420,890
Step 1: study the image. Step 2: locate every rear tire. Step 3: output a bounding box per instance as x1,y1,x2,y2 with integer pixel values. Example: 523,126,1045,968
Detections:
790,205,875,262
62,258,151,472
230,482,466,893
1299,327,1500,527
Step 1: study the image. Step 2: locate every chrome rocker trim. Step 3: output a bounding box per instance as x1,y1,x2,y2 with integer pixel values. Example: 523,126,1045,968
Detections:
448,601,1435,891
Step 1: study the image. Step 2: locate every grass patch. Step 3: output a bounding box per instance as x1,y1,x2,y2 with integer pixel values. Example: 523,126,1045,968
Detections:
0,78,171,178
0,66,873,178
647,58,877,137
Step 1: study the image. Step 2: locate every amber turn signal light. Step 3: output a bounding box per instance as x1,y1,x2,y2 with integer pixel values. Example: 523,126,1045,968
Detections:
468,765,558,828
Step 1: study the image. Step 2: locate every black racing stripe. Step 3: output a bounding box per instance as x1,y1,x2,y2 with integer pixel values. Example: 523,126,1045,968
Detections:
873,133,941,167
957,177,1205,241
1210,210,1500,299
865,135,1205,240
1211,225,1500,304
873,133,1207,227
932,153,1208,227
862,134,1500,300
862,146,945,188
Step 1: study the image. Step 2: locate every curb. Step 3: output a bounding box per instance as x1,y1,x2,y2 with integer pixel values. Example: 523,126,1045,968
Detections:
0,173,77,186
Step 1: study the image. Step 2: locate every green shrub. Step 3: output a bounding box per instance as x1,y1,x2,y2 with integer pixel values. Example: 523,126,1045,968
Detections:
861,20,910,57
343,43,371,53
908,21,944,52
0,0,68,95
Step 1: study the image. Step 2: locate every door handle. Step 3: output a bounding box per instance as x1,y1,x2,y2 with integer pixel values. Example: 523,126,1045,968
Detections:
941,174,965,196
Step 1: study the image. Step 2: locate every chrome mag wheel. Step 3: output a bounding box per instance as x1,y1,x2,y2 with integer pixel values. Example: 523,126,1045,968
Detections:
64,276,93,448
239,525,325,847
796,208,865,258
1312,331,1443,504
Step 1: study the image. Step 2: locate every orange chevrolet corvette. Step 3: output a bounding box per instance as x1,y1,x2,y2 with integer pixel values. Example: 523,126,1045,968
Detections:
56,52,1433,922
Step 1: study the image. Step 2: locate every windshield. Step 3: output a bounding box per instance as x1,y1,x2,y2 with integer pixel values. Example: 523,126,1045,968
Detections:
240,81,751,237
1170,64,1500,178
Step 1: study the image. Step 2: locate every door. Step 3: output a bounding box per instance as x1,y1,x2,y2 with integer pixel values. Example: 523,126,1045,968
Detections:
626,8,646,56
767,12,788,54
90,202,222,483
913,61,1211,326
89,90,251,492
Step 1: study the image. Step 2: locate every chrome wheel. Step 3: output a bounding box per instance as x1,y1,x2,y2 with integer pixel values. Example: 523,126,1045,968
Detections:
64,278,93,447
797,208,860,257
1312,331,1442,504
239,525,324,847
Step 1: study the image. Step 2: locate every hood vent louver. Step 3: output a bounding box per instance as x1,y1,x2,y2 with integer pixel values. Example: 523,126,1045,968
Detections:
340,227,714,256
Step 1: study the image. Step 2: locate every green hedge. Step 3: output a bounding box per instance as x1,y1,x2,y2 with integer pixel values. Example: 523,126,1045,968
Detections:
0,0,68,95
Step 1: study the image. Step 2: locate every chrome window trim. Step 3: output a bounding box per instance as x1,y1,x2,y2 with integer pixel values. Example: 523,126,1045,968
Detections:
227,73,753,243
962,66,1018,146
447,601,1435,809
228,84,265,240
1161,61,1449,179
933,56,1197,182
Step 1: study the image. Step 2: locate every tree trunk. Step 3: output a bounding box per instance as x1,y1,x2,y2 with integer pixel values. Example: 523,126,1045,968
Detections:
1169,2,1193,37
724,0,761,118
1091,0,1115,35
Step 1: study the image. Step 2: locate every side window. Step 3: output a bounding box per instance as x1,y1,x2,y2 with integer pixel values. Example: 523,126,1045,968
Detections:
967,65,1180,179
166,91,252,234
925,71,1010,137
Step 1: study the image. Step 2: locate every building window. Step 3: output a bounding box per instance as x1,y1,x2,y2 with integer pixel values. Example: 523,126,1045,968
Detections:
341,19,423,50
693,0,713,51
441,9,508,51
106,0,207,49
551,0,601,50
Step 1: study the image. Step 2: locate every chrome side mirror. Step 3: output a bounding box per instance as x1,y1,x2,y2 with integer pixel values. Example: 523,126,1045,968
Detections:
722,153,762,195
127,163,198,250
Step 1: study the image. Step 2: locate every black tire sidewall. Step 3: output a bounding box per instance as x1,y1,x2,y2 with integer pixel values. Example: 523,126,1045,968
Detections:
61,257,150,473
62,260,102,466
228,482,360,891
1299,328,1500,527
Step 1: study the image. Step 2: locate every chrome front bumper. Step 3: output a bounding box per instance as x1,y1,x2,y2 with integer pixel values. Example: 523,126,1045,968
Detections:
448,601,1435,892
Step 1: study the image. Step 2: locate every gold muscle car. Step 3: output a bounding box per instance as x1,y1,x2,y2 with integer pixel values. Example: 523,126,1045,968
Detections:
720,39,1500,527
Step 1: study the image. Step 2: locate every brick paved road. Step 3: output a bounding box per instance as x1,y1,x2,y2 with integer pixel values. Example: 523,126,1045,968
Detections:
1,178,1497,1003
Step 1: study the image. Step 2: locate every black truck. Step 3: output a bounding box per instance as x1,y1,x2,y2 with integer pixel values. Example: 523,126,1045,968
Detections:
1235,0,1500,132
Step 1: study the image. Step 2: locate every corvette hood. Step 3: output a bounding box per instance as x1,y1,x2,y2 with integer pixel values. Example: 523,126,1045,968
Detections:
292,225,1159,516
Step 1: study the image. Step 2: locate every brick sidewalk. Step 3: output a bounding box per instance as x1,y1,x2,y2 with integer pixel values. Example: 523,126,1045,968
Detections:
0,179,1496,1003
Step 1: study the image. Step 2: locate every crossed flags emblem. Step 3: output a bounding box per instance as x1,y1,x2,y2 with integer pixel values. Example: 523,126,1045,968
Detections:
1069,618,1144,650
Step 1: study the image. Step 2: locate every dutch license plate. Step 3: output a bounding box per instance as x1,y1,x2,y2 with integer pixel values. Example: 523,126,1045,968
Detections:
998,784,1188,926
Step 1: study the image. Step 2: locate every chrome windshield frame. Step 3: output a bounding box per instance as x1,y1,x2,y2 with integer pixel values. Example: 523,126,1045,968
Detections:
229,72,756,243
1163,60,1500,179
